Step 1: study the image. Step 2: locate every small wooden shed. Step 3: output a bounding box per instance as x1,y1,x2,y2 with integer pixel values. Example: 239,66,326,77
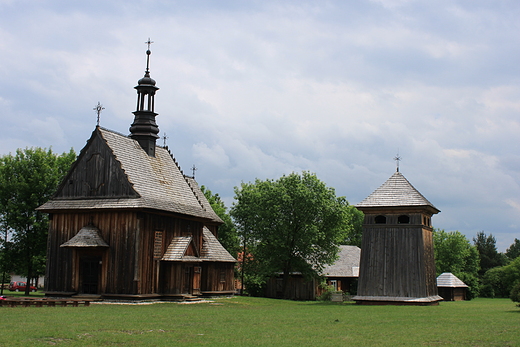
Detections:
437,272,468,301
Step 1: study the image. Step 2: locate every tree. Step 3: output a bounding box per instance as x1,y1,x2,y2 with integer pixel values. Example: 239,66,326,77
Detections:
231,171,355,299
0,147,76,295
473,231,507,277
433,229,480,299
482,256,520,298
200,185,240,256
506,238,520,260
511,281,520,305
342,205,364,247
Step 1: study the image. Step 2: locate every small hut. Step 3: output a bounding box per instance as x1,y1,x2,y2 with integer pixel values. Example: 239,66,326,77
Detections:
437,272,468,301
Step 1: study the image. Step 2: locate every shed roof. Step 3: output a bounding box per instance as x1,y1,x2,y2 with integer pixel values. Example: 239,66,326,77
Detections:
356,171,439,212
436,272,468,288
162,227,236,263
322,245,361,277
38,127,222,223
201,227,237,263
162,235,195,261
60,225,109,248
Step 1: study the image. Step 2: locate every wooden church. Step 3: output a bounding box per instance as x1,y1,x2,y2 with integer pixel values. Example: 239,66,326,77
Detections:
37,46,236,300
352,169,442,305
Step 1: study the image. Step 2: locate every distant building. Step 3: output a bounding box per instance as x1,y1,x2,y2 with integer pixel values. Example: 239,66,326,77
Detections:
264,245,361,300
353,170,442,305
321,245,361,294
37,46,236,300
437,272,468,301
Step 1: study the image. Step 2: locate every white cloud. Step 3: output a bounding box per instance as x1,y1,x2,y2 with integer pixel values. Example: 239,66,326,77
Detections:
1,0,519,250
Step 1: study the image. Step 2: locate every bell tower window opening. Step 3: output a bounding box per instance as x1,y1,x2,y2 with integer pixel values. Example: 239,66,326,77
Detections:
398,215,410,224
138,92,154,112
375,215,386,224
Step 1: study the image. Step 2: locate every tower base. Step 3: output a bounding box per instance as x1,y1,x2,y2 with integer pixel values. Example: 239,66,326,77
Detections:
352,295,443,306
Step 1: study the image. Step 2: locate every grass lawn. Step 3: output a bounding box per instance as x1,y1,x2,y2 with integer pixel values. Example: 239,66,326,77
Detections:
1,296,519,346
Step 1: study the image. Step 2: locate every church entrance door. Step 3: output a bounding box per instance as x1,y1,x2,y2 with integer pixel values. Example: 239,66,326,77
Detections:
80,256,101,294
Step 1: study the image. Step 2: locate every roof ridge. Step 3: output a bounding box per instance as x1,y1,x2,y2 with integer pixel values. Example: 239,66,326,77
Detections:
97,125,128,139
184,175,206,211
162,146,207,212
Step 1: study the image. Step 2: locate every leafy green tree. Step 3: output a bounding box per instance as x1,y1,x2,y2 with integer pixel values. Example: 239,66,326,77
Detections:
511,282,520,305
473,231,508,278
200,185,240,256
342,206,364,247
433,229,480,299
506,238,520,260
482,256,520,298
0,147,76,295
231,171,355,299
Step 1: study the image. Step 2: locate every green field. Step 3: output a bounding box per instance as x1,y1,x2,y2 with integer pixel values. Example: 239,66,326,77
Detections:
1,296,519,346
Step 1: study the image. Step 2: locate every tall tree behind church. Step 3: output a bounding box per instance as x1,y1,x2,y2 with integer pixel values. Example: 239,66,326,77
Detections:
473,231,507,278
200,185,240,256
0,147,76,295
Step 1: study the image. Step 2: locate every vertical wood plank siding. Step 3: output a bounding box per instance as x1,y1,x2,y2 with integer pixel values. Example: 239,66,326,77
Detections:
357,226,437,298
201,263,235,292
55,133,138,199
46,211,138,294
46,211,234,296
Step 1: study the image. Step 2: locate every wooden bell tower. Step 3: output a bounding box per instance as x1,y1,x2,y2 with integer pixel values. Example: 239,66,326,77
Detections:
352,170,442,305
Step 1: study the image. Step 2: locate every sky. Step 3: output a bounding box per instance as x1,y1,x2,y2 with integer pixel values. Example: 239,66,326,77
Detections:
1,0,519,251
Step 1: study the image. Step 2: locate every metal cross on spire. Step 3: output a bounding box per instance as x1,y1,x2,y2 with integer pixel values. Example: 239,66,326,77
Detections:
394,152,402,172
162,133,169,147
145,38,154,50
93,102,105,126
191,164,198,178
144,38,154,74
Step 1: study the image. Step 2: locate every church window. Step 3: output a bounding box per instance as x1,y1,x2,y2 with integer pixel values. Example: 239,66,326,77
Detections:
153,230,163,259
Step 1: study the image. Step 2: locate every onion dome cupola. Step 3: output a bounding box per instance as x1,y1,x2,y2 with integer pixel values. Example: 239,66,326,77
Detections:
130,39,160,157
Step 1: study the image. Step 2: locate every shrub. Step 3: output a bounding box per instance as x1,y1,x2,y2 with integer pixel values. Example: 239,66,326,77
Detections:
456,272,479,300
481,257,520,298
510,282,520,306
317,284,336,301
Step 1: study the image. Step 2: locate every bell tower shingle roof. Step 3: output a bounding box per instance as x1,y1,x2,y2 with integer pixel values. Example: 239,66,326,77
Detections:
356,171,439,213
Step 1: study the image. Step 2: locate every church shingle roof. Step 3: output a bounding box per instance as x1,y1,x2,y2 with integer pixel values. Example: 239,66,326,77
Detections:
201,227,236,262
38,127,223,223
356,171,439,212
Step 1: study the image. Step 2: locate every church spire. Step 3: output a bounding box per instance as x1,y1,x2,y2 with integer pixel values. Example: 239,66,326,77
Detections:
129,38,160,157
